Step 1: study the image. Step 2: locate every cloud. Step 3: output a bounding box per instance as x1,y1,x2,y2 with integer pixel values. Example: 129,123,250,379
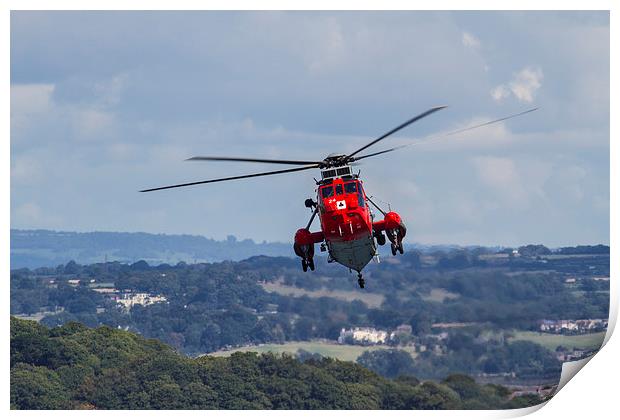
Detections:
462,31,480,49
11,77,121,145
491,66,544,103
472,156,520,189
11,84,56,133
9,11,609,246
510,67,544,102
490,85,510,102
471,156,535,209
72,108,115,140
11,84,55,115
13,202,62,227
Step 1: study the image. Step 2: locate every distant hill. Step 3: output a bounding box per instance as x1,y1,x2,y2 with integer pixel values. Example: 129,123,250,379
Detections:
10,229,293,269
10,229,609,270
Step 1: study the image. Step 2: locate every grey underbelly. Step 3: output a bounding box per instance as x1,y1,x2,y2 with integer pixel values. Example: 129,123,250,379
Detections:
329,235,376,272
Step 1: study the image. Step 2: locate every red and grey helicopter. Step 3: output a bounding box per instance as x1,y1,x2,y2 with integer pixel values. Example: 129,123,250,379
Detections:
141,106,536,288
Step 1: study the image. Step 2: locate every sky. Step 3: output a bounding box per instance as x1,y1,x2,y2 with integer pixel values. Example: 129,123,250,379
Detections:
10,11,610,247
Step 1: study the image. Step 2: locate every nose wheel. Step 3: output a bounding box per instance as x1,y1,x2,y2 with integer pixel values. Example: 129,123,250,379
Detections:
357,272,365,289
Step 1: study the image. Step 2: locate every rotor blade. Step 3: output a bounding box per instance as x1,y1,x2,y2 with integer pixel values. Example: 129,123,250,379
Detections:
352,107,539,162
442,107,538,137
345,105,447,160
140,165,319,192
187,156,323,166
352,147,400,161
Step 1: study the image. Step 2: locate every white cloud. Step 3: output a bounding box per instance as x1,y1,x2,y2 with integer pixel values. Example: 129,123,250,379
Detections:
11,84,55,115
11,84,56,133
13,202,62,227
491,66,544,103
472,156,519,189
12,78,120,144
510,67,544,102
73,108,115,140
462,31,480,49
471,156,529,208
490,85,510,102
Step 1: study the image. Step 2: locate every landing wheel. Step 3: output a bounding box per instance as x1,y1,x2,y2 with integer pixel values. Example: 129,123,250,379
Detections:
398,243,404,254
376,232,386,246
302,259,308,272
357,273,365,289
308,258,315,271
391,243,397,256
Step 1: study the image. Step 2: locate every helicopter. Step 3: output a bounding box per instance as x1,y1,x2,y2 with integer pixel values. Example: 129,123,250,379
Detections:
141,106,537,288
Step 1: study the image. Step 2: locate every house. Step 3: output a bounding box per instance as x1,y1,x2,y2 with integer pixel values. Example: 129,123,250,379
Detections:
117,293,168,310
338,327,388,345
540,319,608,333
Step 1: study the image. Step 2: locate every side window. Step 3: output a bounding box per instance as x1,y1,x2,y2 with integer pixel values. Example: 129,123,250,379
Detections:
321,186,334,199
357,183,365,208
344,182,357,194
335,184,343,195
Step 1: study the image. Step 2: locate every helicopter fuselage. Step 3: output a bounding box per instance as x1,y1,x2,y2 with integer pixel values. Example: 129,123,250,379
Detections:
317,176,375,272
293,163,407,279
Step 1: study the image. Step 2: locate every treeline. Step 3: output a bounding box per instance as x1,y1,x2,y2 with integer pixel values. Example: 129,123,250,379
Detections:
357,338,562,381
556,245,610,255
10,317,543,410
10,255,609,358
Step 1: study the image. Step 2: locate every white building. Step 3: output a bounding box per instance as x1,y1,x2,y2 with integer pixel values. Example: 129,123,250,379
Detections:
338,327,388,345
117,293,168,310
540,319,607,333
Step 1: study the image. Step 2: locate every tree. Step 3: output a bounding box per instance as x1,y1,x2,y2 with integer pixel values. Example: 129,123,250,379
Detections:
357,349,415,378
410,382,461,410
10,317,544,410
442,374,482,400
11,364,69,409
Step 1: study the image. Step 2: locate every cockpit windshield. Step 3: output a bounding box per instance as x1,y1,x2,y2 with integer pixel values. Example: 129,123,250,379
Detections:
321,186,334,198
344,182,357,194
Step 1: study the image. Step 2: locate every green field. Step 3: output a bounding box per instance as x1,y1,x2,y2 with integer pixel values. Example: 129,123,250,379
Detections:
209,341,416,362
260,282,385,308
509,331,606,351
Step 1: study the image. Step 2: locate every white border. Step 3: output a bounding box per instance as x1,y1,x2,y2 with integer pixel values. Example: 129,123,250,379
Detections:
4,1,616,419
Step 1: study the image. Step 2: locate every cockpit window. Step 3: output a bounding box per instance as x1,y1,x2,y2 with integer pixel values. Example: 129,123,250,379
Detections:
335,184,343,195
344,182,357,194
321,186,334,198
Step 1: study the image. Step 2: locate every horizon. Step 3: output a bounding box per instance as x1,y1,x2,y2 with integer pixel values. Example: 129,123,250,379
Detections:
10,227,610,249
